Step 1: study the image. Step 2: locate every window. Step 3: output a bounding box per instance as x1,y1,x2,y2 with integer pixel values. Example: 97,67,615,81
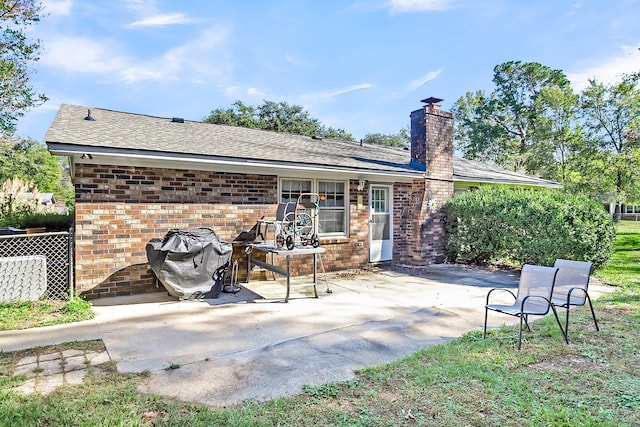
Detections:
280,178,348,236
625,205,640,214
370,187,387,214
318,181,346,234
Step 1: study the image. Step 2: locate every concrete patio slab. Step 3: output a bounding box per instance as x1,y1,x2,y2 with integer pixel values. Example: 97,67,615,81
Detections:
0,264,615,406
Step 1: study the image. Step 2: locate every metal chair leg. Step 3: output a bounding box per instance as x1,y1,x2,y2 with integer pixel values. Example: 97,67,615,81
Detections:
523,314,532,332
585,293,600,331
564,305,571,342
518,315,524,350
483,307,489,339
550,304,568,343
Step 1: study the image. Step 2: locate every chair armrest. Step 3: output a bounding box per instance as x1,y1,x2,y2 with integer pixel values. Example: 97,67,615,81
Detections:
567,286,588,297
486,288,516,305
520,295,552,313
553,286,589,306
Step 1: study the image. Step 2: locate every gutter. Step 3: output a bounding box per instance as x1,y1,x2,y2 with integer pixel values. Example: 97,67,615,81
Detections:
454,176,563,189
47,143,424,182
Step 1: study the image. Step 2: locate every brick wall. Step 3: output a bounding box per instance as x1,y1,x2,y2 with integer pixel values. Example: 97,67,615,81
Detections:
73,102,455,298
392,181,413,259
74,165,369,298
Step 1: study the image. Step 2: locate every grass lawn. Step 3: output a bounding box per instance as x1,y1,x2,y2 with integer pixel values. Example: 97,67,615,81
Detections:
594,220,640,290
0,297,94,331
0,222,638,426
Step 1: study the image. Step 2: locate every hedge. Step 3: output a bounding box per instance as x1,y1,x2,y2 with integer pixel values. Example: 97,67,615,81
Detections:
444,187,616,269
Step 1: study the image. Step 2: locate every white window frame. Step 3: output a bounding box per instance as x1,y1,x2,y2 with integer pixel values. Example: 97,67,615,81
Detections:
279,177,349,238
625,204,640,214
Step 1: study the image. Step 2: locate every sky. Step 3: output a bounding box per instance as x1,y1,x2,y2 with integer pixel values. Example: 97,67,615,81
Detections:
15,0,640,143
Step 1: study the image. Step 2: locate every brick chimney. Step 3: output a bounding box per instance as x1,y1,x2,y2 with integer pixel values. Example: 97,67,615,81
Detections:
404,97,455,264
410,96,454,179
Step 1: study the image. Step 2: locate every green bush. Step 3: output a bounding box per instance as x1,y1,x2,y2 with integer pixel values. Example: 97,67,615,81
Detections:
20,212,73,231
0,202,33,228
444,187,616,269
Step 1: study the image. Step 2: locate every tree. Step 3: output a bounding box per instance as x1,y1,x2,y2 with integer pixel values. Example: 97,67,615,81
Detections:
203,100,258,129
452,61,575,176
0,135,62,192
535,86,583,184
0,175,40,226
451,90,507,165
203,100,354,140
255,100,320,135
1,0,47,134
579,72,640,217
362,127,410,147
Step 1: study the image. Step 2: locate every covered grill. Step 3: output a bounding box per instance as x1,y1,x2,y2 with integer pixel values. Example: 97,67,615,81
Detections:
146,228,232,299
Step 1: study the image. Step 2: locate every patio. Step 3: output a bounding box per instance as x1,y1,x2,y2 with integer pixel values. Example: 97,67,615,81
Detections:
0,264,614,406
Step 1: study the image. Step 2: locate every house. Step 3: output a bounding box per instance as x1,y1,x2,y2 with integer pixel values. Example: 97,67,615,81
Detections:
605,203,640,221
18,192,63,213
45,99,560,298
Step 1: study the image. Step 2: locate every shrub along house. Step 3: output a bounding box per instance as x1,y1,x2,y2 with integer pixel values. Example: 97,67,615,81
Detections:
45,99,561,299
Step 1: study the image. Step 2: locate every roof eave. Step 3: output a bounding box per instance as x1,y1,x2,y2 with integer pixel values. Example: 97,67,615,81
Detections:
454,175,563,189
47,143,424,182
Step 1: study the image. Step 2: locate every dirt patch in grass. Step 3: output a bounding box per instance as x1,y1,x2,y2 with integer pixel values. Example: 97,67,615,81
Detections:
528,355,605,371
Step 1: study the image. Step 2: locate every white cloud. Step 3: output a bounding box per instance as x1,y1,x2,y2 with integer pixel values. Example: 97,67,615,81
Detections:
146,28,229,82
225,86,241,97
285,54,310,68
406,68,444,91
42,0,73,16
126,13,197,28
124,0,156,14
387,0,454,13
224,86,270,99
247,87,266,97
568,44,640,91
329,83,375,97
568,2,583,16
41,35,128,74
40,27,230,84
302,83,375,102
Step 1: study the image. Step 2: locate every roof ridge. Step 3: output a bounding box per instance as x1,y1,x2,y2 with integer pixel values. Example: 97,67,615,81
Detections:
60,103,198,123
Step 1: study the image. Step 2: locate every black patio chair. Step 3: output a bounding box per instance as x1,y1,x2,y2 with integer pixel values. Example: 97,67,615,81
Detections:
256,202,295,245
551,259,599,342
483,264,566,350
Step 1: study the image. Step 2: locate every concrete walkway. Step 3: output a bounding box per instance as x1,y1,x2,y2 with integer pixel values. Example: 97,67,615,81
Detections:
0,264,614,406
12,348,110,395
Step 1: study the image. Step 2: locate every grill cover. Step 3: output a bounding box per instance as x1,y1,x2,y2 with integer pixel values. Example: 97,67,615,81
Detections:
146,228,232,299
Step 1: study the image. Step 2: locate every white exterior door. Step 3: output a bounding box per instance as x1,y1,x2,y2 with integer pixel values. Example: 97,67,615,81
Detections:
369,185,393,262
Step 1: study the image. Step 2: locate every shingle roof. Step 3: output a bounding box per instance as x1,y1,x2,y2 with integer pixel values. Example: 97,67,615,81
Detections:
454,157,561,187
45,104,416,175
45,104,561,187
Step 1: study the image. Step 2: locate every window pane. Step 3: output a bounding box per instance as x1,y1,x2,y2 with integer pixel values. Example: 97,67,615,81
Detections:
371,215,390,240
319,210,344,233
371,189,388,213
281,179,311,203
319,181,345,208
